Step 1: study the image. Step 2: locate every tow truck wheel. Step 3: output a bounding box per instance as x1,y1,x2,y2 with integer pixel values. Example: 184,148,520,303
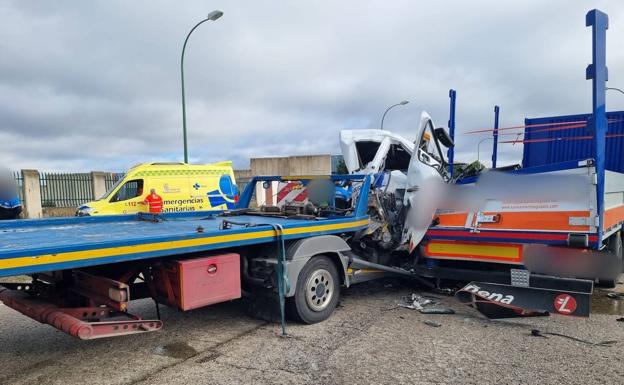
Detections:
287,255,340,324
598,231,623,288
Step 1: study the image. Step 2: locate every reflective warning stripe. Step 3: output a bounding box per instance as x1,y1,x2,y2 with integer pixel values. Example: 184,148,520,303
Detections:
425,240,522,263
276,182,307,206
276,182,297,202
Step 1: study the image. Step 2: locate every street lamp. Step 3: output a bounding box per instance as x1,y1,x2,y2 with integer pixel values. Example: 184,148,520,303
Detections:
181,10,224,163
380,100,409,130
476,137,493,166
607,87,624,96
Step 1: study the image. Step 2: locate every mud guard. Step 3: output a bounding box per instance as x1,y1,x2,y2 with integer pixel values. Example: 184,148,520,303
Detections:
456,280,592,319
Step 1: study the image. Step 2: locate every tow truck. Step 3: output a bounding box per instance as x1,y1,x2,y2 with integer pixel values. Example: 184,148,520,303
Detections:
0,9,618,338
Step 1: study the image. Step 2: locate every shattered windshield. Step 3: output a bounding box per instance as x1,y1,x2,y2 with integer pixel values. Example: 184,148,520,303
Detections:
355,141,381,170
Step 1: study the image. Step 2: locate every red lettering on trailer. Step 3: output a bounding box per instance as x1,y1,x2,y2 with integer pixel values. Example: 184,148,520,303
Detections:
554,293,577,314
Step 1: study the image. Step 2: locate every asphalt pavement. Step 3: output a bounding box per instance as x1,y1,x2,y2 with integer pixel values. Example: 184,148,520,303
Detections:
0,279,623,385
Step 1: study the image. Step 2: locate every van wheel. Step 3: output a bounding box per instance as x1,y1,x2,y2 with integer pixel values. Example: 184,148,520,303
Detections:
287,255,340,324
598,231,623,288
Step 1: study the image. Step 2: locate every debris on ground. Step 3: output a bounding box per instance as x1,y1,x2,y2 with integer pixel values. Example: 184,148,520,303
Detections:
398,294,433,310
398,293,456,315
432,287,455,296
616,317,624,322
606,292,624,300
423,320,441,327
529,329,618,347
420,307,456,315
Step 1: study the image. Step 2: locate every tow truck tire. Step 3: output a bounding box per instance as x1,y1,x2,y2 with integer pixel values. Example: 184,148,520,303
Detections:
598,231,623,288
287,255,340,324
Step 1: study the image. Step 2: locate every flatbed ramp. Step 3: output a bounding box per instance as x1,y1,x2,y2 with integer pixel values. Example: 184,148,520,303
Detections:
0,213,368,277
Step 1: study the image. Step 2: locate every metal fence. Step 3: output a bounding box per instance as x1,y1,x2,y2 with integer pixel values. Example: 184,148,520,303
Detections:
12,171,23,201
104,173,124,191
39,172,94,208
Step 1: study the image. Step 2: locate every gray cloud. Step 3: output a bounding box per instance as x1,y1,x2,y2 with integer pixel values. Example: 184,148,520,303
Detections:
1,0,623,172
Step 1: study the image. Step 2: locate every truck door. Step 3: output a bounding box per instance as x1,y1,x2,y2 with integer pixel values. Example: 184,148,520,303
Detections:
402,111,450,251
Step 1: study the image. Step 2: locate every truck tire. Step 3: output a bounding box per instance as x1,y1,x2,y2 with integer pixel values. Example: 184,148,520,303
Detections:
598,231,623,288
287,255,340,324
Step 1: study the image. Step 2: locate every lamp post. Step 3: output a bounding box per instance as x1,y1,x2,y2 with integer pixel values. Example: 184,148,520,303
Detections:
181,10,223,163
607,87,624,96
380,100,409,130
476,137,493,166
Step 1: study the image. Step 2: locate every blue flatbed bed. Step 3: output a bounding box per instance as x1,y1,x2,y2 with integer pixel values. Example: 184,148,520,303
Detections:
0,213,368,278
0,174,371,278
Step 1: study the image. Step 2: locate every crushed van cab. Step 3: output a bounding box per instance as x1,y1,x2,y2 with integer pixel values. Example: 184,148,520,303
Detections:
76,162,238,216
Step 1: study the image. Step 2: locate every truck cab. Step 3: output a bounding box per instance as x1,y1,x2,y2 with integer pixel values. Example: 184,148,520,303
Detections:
340,111,454,248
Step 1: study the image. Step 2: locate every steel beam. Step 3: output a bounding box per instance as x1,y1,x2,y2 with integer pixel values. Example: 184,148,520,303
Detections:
586,9,609,246
447,89,457,177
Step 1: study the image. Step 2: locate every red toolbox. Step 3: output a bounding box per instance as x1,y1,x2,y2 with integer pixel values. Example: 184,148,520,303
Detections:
154,253,241,311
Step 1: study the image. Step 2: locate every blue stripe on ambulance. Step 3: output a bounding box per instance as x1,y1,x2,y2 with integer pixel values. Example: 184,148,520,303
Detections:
207,175,238,209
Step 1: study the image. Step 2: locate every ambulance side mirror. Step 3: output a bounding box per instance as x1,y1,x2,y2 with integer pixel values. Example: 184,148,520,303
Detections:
434,127,454,148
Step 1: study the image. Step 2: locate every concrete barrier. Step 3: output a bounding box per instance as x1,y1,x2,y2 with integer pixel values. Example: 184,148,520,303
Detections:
249,155,332,206
234,169,252,180
250,154,331,176
91,172,108,200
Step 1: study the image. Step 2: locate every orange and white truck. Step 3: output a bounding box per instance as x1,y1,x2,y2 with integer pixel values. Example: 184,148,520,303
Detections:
340,10,624,314
339,105,623,317
337,12,623,317
341,109,623,278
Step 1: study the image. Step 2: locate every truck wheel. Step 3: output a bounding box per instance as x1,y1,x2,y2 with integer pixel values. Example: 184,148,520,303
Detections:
287,255,340,324
598,231,623,288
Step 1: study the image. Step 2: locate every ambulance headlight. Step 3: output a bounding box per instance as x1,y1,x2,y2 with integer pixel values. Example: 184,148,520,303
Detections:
76,205,94,216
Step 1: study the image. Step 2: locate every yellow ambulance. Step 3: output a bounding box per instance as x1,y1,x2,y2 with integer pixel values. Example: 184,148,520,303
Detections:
76,162,238,216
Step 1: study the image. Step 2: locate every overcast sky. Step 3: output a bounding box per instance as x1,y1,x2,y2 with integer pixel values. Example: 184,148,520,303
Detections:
1,1,623,172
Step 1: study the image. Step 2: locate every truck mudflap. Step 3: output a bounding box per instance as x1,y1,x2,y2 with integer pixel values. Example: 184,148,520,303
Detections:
456,278,593,319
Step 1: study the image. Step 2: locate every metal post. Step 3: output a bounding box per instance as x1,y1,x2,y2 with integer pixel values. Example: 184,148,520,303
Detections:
181,19,208,163
476,137,492,166
181,11,223,164
447,89,456,177
586,9,609,246
270,223,287,336
492,105,500,168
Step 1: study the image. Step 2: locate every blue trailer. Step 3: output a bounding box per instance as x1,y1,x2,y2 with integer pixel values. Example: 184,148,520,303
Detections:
522,111,624,172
